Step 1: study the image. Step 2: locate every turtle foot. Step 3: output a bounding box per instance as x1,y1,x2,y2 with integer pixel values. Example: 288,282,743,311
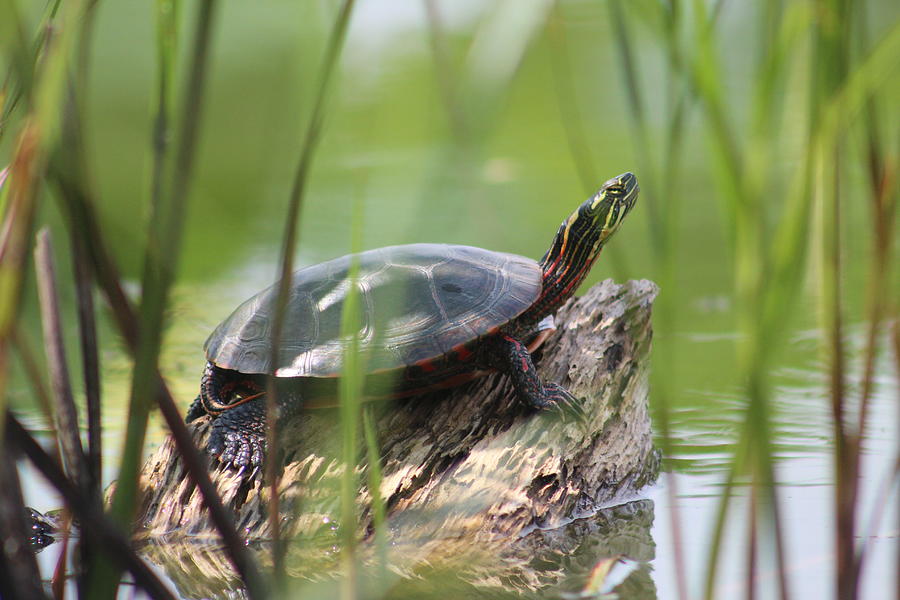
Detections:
207,399,267,470
539,383,589,425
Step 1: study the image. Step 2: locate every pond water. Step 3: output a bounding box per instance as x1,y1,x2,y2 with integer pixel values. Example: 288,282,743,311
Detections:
10,0,898,598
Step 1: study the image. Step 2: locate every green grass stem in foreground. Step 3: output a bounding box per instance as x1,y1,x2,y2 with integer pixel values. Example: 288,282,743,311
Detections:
362,404,388,588
337,202,365,600
100,2,222,597
109,0,217,528
333,157,386,600
604,1,706,597
608,1,899,598
5,413,175,599
264,0,356,584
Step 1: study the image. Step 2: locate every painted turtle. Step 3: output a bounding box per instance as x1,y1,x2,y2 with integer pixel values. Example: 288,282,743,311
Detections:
187,172,638,468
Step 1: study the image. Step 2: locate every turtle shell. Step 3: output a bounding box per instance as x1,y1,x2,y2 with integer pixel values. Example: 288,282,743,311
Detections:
204,244,542,377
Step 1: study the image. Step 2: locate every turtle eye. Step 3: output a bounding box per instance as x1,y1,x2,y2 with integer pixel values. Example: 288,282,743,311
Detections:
606,184,626,197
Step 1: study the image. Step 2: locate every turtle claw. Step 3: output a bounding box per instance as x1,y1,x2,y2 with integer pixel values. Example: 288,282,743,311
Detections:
211,427,266,471
207,398,268,473
543,383,590,425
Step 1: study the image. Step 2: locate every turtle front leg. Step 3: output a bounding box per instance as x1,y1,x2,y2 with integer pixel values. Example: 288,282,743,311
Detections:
188,362,274,469
208,397,268,469
207,388,305,470
480,334,586,422
185,395,206,423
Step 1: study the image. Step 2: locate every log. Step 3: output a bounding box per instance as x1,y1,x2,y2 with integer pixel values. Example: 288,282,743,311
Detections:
135,279,660,594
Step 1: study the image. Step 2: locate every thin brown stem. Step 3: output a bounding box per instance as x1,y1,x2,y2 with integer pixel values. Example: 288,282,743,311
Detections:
35,228,87,491
50,114,266,600
854,157,896,461
0,434,46,599
6,412,175,600
824,152,855,600
71,232,101,495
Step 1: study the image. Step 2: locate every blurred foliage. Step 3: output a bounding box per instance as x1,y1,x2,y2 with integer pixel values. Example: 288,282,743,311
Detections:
1,0,897,598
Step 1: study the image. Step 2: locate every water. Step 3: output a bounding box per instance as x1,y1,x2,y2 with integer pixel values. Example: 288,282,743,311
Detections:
10,0,898,597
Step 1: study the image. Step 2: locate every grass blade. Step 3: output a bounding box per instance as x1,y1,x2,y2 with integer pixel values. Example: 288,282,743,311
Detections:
34,227,87,491
423,0,467,141
70,229,101,497
336,185,369,600
264,0,356,583
51,148,267,600
362,405,387,588
99,2,245,597
0,125,42,447
5,412,175,600
0,432,46,599
109,0,218,529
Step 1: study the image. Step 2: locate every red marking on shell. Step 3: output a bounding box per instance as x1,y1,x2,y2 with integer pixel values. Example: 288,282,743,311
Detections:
415,358,438,373
453,344,473,361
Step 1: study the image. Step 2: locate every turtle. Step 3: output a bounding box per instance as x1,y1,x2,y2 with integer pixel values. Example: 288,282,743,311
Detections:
187,172,639,469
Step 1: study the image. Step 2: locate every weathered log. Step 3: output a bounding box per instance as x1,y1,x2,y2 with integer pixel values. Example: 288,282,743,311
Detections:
139,498,658,599
135,279,659,593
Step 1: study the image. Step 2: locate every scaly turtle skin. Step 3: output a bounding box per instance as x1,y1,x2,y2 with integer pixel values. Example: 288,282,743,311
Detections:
187,173,639,469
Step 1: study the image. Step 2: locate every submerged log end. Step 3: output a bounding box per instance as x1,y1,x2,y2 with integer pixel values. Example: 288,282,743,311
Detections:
136,279,659,544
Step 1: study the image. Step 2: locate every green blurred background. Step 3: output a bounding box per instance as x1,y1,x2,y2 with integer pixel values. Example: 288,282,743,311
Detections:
4,0,898,598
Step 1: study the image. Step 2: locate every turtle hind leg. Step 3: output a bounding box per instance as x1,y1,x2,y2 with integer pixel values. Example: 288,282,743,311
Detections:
208,396,268,469
481,333,587,423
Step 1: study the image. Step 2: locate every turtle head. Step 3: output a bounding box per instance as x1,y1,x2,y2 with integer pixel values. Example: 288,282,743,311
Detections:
550,172,638,268
527,172,638,322
579,171,639,250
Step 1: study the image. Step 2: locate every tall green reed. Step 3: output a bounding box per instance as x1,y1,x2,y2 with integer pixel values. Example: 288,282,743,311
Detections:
0,2,177,597
2,0,269,596
0,20,85,596
95,1,224,597
109,0,217,529
602,1,703,597
606,1,899,598
264,0,356,586
336,192,366,600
